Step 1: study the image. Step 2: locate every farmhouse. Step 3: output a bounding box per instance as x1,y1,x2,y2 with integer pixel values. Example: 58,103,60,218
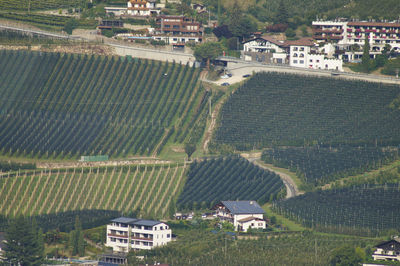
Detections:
105,217,172,253
127,0,160,17
213,201,267,232
372,238,400,262
243,35,288,64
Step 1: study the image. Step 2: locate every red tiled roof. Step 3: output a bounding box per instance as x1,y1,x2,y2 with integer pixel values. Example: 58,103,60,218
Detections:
285,37,315,46
348,21,400,28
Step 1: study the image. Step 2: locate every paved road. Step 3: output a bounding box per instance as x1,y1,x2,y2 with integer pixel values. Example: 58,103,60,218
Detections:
246,156,300,199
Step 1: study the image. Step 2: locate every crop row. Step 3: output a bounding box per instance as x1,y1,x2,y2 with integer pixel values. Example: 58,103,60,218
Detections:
0,164,187,218
0,0,83,11
262,146,399,186
0,50,207,158
273,184,400,236
214,72,400,150
177,156,284,209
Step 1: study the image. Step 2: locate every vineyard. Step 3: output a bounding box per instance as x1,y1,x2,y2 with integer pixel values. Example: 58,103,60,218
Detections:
214,72,400,150
0,164,187,218
273,184,400,236
0,0,83,11
261,146,399,186
0,50,210,158
177,156,284,209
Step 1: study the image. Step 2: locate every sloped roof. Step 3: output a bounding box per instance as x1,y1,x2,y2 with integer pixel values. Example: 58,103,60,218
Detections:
238,216,265,223
375,239,400,251
111,217,138,224
111,217,164,227
243,35,287,47
285,37,315,47
221,201,265,215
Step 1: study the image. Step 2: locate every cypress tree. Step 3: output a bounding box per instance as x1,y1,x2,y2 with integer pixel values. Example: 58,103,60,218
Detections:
362,35,371,72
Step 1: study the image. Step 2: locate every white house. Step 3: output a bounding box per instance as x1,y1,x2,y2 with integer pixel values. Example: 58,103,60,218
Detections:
243,35,288,64
213,201,267,232
372,238,400,262
105,7,128,16
288,37,343,71
127,0,160,16
106,217,172,253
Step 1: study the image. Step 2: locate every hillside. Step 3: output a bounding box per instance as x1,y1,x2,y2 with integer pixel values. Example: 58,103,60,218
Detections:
213,72,400,150
0,50,210,159
274,184,400,235
177,156,284,209
0,164,186,218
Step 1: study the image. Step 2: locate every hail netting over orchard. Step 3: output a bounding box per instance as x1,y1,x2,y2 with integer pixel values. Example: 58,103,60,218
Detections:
273,184,400,236
262,146,399,186
0,50,210,158
214,72,400,150
177,156,284,209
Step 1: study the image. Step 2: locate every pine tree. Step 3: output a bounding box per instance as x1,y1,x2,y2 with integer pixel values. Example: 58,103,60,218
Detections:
362,35,371,72
3,216,44,266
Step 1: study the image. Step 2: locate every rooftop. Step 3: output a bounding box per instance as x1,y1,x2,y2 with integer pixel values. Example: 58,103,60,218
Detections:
111,217,164,227
220,201,265,215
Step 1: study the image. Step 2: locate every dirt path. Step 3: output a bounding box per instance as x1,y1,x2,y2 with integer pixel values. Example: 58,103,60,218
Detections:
242,153,301,199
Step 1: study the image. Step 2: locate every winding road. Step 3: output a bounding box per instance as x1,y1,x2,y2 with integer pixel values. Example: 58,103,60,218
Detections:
244,154,300,199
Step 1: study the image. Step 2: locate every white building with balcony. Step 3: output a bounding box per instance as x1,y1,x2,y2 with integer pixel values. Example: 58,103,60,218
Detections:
106,217,172,253
372,238,400,262
213,201,267,232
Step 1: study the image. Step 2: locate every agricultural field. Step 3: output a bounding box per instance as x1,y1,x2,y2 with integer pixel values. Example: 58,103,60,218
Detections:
0,0,83,11
0,164,187,218
273,184,400,236
0,12,97,30
0,50,211,159
262,146,399,186
177,156,284,209
213,72,400,150
139,229,378,266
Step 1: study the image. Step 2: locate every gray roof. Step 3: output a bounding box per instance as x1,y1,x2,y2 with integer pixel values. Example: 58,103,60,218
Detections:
111,217,163,227
221,201,265,215
131,219,162,227
111,217,138,224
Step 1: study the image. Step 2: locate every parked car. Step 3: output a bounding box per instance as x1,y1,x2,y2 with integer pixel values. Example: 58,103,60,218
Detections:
242,74,251,78
221,82,230,86
227,73,232,77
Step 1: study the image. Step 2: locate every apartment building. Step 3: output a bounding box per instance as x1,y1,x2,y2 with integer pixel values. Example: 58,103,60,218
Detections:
153,15,203,44
313,20,400,61
106,217,172,253
127,0,160,16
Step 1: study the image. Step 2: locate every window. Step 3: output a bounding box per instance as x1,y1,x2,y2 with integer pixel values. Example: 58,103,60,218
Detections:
111,238,116,242
293,47,298,51
293,60,298,64
293,53,298,57
160,226,163,230
173,25,179,29
310,59,313,62
300,47,304,51
167,234,171,238
300,53,304,58
300,60,304,64
164,25,170,28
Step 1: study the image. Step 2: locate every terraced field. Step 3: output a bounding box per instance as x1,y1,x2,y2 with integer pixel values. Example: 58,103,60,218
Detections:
0,0,83,10
0,50,210,158
0,164,187,218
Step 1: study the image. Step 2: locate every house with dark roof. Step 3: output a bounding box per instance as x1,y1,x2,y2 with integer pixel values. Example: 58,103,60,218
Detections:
242,35,288,64
105,217,172,253
213,201,267,232
372,238,400,262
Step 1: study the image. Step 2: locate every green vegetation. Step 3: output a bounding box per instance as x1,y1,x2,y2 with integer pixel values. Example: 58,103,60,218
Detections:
262,147,399,187
0,164,187,218
0,0,84,11
0,30,71,45
0,50,210,159
0,13,96,31
132,224,378,265
213,72,400,150
274,184,400,236
3,216,44,266
177,156,284,209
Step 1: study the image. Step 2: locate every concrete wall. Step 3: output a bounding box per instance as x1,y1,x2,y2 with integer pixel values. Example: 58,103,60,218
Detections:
111,44,196,66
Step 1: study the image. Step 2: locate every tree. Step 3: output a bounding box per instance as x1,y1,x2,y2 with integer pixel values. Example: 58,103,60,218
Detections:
362,35,371,72
70,216,85,257
226,1,257,41
275,0,289,24
330,245,363,266
3,216,44,266
184,143,196,161
194,42,223,69
64,18,78,35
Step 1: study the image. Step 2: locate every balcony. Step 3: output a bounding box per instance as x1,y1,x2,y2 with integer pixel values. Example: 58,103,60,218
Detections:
108,233,128,238
131,236,153,241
